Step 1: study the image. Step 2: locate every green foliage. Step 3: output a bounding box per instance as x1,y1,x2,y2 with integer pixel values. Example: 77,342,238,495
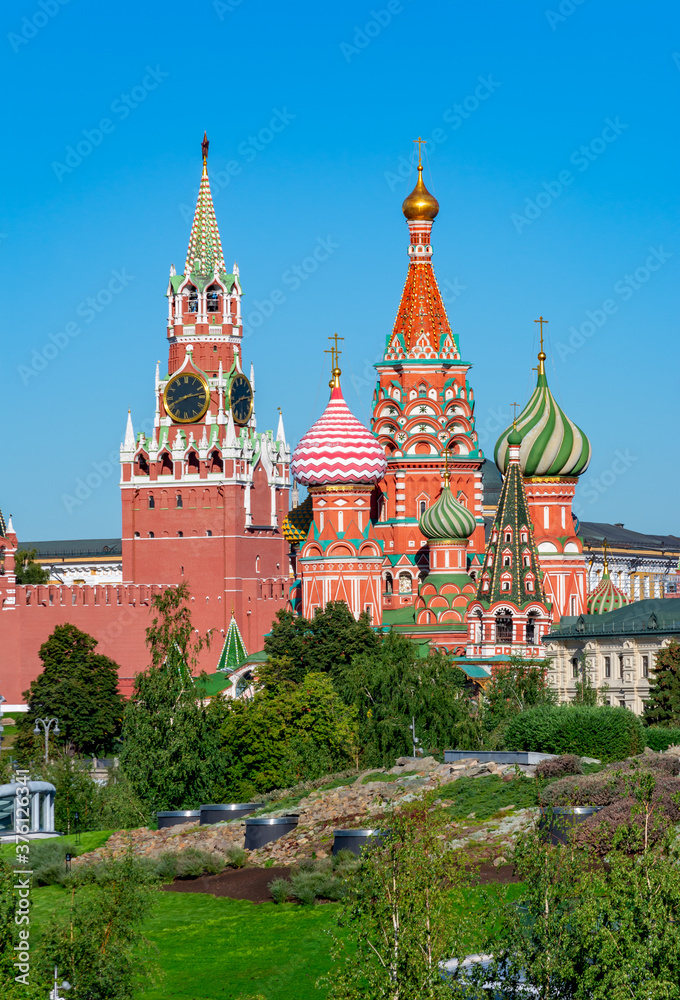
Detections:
14,548,50,585
324,806,474,999
263,602,380,686
436,773,539,820
14,623,124,759
477,658,557,749
0,859,47,998
483,834,680,998
216,672,358,799
572,653,610,707
646,725,680,751
119,585,225,811
644,640,680,726
37,850,158,1000
338,631,475,768
225,846,248,868
505,703,645,762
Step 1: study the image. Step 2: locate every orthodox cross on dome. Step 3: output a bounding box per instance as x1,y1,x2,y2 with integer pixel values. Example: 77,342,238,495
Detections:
325,333,344,389
413,135,426,165
511,402,520,424
534,316,548,374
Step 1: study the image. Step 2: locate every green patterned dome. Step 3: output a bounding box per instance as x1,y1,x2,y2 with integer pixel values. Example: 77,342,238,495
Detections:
420,484,476,541
587,573,629,614
495,356,591,477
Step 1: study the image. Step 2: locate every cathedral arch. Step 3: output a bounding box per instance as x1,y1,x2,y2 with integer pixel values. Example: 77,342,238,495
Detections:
186,451,200,475
206,283,221,312
495,609,513,641
398,571,413,593
185,284,198,314
328,543,353,557
384,572,393,594
209,450,223,474
159,451,173,476
135,452,149,476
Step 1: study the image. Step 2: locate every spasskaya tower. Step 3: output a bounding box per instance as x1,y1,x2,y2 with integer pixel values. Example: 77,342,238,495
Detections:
120,134,291,656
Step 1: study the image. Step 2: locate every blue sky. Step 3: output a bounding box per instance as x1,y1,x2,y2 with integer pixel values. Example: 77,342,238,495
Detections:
1,0,678,540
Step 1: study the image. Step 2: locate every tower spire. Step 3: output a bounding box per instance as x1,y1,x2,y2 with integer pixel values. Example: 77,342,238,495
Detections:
184,133,226,277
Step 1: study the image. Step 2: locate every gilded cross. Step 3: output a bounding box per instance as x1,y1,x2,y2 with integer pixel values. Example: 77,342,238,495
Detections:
326,332,344,368
511,402,520,422
413,136,426,166
534,315,548,352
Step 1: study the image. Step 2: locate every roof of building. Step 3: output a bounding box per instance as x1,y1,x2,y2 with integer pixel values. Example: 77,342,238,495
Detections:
481,459,502,509
22,539,122,560
291,377,387,487
577,522,680,554
495,351,591,478
282,494,313,545
215,614,248,673
546,598,680,640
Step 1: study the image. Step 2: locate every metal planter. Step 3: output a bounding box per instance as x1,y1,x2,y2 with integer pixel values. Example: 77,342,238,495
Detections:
199,803,264,825
244,815,299,850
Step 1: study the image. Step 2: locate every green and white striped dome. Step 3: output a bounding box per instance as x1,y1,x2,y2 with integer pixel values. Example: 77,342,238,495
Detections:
587,573,629,615
495,358,591,477
420,484,476,541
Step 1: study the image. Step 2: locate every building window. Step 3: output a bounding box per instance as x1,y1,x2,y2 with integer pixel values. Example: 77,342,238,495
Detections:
572,657,580,678
385,573,393,595
543,506,549,529
526,580,533,592
176,494,183,508
419,500,427,516
505,532,512,543
399,572,412,594
502,581,510,591
206,284,220,312
521,532,528,543
619,699,626,709
642,655,649,677
619,654,625,678
495,613,513,641
503,556,511,567
526,612,539,643
604,655,611,678
570,597,577,616
177,531,183,538
206,530,212,537
148,495,155,509
148,532,154,538
187,285,198,312
134,532,140,538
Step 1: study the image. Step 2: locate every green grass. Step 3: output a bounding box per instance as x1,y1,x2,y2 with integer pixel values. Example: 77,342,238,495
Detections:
437,774,540,821
255,776,356,816
0,829,114,863
28,878,523,999
360,771,402,784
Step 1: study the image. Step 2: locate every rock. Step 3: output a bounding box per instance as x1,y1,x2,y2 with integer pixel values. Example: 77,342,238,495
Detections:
498,805,515,813
492,856,507,867
666,746,680,757
467,812,476,819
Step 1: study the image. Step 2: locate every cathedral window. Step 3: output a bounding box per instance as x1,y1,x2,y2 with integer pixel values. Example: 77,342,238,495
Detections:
385,572,393,595
526,580,533,591
209,450,223,474
206,284,220,312
502,581,510,591
160,452,173,476
543,506,550,529
148,495,155,509
177,531,183,537
503,556,511,567
419,500,427,516
206,530,212,536
398,572,412,594
148,532,154,538
526,611,539,643
176,494,183,508
504,531,512,542
495,612,513,641
186,285,198,313
136,454,149,476
521,531,528,543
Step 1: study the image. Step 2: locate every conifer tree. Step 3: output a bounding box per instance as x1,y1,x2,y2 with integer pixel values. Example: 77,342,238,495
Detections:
644,640,680,726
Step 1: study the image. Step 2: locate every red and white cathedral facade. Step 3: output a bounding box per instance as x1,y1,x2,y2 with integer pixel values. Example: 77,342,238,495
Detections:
0,140,594,707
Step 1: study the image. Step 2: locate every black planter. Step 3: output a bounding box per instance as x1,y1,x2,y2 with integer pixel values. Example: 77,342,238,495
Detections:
156,810,200,829
539,806,601,846
244,815,299,850
332,829,384,856
199,803,264,825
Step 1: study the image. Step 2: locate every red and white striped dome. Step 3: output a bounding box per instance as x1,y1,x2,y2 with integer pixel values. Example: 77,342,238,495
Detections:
291,384,387,486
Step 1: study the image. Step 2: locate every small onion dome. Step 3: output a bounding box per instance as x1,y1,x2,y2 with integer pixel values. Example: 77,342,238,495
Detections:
282,494,313,545
291,382,387,487
402,165,439,221
508,424,522,447
587,572,629,615
495,355,591,477
420,485,476,541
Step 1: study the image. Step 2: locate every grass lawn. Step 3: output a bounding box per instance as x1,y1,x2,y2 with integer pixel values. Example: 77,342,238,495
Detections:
29,878,523,999
0,829,114,864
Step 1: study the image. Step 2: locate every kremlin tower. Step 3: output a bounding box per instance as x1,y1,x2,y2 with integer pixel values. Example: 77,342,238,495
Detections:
371,145,485,612
495,327,591,622
291,351,387,623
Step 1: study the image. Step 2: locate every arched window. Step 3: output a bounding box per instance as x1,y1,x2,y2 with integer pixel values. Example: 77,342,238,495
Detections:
385,572,393,595
135,454,149,476
521,531,528,543
399,572,412,594
177,531,183,537
255,555,260,573
526,611,539,643
160,452,173,476
505,531,512,543
134,531,140,538
206,530,212,537
495,611,513,641
526,580,534,591
419,500,427,516
209,450,223,474
187,452,200,474
148,531,154,538
176,494,183,509
503,556,511,567
524,554,531,567
186,285,198,313
206,284,220,312
148,495,155,509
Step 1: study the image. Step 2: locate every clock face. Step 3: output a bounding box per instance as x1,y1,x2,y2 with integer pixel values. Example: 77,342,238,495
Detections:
229,373,253,426
163,373,210,423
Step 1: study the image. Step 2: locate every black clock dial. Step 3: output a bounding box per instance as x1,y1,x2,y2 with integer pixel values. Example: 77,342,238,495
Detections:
164,373,210,423
229,374,253,426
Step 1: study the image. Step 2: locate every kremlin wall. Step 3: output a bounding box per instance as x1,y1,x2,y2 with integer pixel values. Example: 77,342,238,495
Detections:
1,137,676,711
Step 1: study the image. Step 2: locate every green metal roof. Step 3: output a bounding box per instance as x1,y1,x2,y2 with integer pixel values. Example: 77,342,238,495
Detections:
546,599,680,640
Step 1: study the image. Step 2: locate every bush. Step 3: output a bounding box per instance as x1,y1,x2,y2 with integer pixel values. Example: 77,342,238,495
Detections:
29,840,75,887
268,877,291,904
225,846,248,869
535,754,583,780
571,774,680,855
505,705,645,762
645,726,680,752
147,848,225,882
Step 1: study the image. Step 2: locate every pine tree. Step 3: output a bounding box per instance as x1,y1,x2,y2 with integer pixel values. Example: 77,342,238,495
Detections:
644,640,680,726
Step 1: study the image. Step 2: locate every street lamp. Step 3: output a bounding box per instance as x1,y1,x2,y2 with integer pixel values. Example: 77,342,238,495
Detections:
50,966,71,999
33,718,60,763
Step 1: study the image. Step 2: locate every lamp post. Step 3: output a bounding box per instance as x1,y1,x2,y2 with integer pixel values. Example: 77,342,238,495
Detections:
49,966,71,999
34,718,60,763
408,717,422,758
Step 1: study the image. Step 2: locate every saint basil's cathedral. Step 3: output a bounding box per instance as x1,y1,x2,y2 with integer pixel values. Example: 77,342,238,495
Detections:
0,138,596,708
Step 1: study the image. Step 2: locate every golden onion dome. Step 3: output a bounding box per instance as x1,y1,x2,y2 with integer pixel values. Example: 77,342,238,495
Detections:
402,165,439,221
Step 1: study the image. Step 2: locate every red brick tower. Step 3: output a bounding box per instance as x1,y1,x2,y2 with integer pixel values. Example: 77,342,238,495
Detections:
120,135,291,654
371,147,485,610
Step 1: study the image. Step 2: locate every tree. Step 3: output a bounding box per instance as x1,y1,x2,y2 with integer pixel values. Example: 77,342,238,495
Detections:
323,805,475,999
15,624,124,760
37,850,158,1000
263,602,380,685
119,584,225,810
216,672,358,799
338,632,476,768
13,548,49,585
644,640,680,726
480,656,557,748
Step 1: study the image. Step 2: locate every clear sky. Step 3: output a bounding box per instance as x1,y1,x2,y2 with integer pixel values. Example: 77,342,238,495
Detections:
2,0,678,541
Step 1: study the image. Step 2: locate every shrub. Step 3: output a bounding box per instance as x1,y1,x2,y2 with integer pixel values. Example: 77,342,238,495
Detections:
535,754,583,780
225,846,248,869
571,774,680,855
150,848,224,882
29,840,75,887
268,877,291,904
505,705,644,762
645,726,680,753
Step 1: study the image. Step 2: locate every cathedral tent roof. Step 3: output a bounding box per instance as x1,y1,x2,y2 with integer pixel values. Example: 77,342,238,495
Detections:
216,612,248,673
